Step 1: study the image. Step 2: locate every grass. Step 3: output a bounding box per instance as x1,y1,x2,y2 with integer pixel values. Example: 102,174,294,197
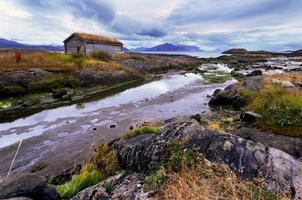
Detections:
28,74,80,92
56,144,120,199
146,167,167,187
124,126,159,139
56,164,104,199
242,86,302,136
161,163,285,200
0,98,15,109
92,51,112,62
0,51,125,73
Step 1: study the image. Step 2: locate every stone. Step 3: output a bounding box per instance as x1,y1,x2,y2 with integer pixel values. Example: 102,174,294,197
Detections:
246,70,263,77
240,111,263,122
0,173,61,200
113,121,302,199
272,79,295,88
109,125,116,129
52,89,68,99
236,127,302,159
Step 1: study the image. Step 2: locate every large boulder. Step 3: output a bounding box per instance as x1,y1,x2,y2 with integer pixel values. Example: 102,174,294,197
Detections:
0,173,61,200
209,76,262,109
236,127,302,159
113,121,302,199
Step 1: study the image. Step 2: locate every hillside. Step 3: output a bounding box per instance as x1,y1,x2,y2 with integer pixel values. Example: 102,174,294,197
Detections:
0,38,63,51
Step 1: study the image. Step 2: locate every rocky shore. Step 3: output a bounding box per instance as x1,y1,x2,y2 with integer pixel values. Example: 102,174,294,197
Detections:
1,49,302,200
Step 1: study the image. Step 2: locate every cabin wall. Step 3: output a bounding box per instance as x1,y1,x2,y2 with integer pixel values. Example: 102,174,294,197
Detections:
85,42,122,55
65,36,85,55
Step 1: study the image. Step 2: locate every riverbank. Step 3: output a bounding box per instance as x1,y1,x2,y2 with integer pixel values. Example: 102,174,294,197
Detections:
0,51,201,122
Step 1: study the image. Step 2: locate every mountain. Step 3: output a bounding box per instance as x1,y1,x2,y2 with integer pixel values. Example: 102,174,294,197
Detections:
123,47,130,52
143,43,201,52
0,38,64,51
131,47,148,52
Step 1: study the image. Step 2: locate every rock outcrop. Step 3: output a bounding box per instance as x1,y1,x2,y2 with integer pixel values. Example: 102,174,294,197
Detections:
113,121,302,199
209,76,262,108
0,173,61,200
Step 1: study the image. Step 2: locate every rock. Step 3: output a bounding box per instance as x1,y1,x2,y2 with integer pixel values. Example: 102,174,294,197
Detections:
209,76,262,109
109,125,116,129
222,48,248,54
113,121,302,198
246,70,263,77
71,174,123,200
0,173,61,200
209,84,246,109
4,198,33,200
190,114,201,122
240,111,263,122
52,89,67,99
272,79,295,88
236,127,302,159
23,98,41,107
111,173,149,200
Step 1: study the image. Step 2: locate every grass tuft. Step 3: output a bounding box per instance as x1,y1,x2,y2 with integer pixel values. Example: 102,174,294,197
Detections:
56,164,104,199
124,126,159,139
91,51,112,62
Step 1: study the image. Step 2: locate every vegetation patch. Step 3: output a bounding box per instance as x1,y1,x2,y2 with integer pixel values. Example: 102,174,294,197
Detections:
91,51,112,62
29,161,48,173
56,144,120,199
28,75,80,93
0,98,15,109
124,126,159,139
56,164,104,199
243,86,302,136
202,72,233,83
146,167,167,188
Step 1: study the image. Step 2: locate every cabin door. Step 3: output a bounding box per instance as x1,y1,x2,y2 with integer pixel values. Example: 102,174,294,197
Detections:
77,46,81,54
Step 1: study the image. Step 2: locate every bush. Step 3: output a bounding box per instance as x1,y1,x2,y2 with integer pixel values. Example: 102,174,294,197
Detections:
243,86,302,135
124,126,159,139
56,164,104,199
91,51,112,62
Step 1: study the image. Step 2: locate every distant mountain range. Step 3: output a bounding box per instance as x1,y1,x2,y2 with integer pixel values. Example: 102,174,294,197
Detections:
0,38,64,51
131,43,202,52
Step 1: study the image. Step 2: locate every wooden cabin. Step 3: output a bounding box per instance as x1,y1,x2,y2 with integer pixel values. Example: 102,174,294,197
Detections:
63,33,123,55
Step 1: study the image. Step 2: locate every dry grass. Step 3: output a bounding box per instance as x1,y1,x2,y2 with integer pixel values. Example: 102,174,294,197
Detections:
161,162,287,200
0,51,126,73
262,72,302,90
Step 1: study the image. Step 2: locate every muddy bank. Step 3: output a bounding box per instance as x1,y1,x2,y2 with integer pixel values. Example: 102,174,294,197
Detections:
0,72,235,181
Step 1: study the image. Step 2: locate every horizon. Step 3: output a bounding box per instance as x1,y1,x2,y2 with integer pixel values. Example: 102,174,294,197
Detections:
1,0,302,51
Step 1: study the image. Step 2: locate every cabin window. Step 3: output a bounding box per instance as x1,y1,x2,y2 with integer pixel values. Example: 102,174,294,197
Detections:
77,46,81,54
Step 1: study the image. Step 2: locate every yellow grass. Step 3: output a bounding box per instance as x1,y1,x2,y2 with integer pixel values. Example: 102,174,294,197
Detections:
161,162,288,200
0,51,126,73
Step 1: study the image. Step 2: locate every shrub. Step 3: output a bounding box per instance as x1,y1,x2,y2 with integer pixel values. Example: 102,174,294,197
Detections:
124,126,159,139
56,164,104,199
91,51,112,62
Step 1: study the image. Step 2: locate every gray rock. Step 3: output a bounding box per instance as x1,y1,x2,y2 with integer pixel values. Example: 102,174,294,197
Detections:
113,121,302,199
240,111,263,122
236,127,302,159
209,76,262,109
111,173,149,200
70,174,123,200
0,173,61,200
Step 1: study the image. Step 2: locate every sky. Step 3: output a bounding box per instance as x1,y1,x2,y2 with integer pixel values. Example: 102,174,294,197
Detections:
1,0,302,51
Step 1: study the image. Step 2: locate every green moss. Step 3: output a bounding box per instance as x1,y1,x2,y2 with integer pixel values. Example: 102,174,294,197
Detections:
28,75,80,92
0,99,14,109
29,161,48,173
56,164,104,199
124,126,159,139
243,86,302,134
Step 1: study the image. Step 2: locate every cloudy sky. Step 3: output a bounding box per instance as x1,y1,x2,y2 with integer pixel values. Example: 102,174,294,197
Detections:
1,0,302,51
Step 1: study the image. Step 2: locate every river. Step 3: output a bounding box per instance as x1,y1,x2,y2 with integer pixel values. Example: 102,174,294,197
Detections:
0,64,236,180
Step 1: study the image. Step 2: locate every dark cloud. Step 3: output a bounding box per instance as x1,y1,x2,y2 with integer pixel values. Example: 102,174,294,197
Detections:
111,15,166,38
67,0,116,24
